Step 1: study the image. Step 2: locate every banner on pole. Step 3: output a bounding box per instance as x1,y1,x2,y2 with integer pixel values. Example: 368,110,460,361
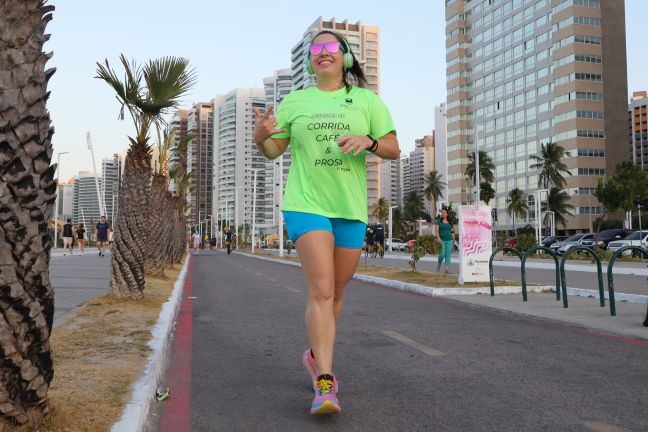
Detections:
458,205,492,284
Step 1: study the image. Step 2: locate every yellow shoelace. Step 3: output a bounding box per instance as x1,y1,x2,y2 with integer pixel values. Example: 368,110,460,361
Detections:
316,379,333,395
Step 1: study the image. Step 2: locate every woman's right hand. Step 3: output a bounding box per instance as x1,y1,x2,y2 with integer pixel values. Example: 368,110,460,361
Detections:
253,106,286,144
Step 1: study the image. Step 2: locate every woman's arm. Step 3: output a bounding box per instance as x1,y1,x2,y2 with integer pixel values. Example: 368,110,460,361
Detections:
253,106,289,160
338,132,400,160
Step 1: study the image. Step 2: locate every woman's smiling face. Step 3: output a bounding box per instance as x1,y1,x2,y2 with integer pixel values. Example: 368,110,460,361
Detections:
310,33,344,78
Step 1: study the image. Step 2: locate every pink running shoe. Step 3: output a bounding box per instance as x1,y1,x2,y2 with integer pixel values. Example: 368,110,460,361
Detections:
310,377,341,415
302,349,338,393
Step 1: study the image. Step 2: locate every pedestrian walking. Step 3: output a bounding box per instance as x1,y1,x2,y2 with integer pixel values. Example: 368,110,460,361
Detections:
435,209,455,273
95,216,110,257
191,231,201,254
254,29,399,416
225,229,232,255
76,223,87,255
62,218,75,256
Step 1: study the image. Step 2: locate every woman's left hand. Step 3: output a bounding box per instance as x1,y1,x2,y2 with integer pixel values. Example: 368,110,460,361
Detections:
338,135,373,156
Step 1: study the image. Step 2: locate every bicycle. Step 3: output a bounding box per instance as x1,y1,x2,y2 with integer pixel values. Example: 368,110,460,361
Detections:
376,242,385,259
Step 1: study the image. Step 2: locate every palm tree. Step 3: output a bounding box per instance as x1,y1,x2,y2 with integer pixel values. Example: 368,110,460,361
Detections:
424,170,446,213
479,182,496,205
529,140,572,189
96,55,196,299
404,192,425,221
0,1,57,429
507,188,528,233
390,207,405,238
465,150,495,184
372,197,390,225
542,187,575,228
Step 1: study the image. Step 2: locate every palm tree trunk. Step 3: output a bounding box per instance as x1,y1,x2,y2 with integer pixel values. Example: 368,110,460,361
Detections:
0,1,56,429
144,174,166,276
108,149,150,299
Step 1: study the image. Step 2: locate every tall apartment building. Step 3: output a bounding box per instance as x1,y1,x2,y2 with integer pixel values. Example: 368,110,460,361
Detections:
629,91,648,170
380,159,402,208
402,135,436,216
212,89,267,232
434,103,449,205
57,181,74,221
187,102,214,224
290,16,382,222
445,0,628,232
262,69,293,230
72,171,103,227
168,109,189,193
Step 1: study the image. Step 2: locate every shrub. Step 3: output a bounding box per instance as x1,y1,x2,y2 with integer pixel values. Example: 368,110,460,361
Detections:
416,234,440,255
516,232,536,253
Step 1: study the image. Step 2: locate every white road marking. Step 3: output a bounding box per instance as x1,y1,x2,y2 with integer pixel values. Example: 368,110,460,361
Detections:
582,422,626,432
382,331,444,357
286,287,300,293
255,272,262,276
268,278,277,282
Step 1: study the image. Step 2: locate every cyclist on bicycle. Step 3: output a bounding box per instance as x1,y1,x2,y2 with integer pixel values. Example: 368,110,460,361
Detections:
364,227,375,254
374,224,385,257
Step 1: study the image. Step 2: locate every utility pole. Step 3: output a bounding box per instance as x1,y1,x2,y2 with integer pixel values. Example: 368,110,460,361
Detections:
247,168,261,253
388,205,398,252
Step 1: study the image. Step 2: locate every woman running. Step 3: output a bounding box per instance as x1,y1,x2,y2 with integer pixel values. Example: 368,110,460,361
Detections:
254,30,399,415
76,223,86,256
435,209,455,273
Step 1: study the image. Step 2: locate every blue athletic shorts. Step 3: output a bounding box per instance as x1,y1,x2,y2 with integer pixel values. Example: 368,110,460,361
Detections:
282,211,367,249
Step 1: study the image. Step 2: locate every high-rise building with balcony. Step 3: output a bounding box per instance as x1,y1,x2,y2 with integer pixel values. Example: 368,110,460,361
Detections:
445,0,627,233
262,69,293,230
380,159,403,209
401,135,436,216
187,102,214,224
629,91,648,171
72,171,103,227
290,16,383,222
212,89,267,233
168,109,189,193
434,103,449,206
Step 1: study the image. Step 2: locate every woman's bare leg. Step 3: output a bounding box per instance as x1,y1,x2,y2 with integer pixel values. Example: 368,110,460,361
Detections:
332,247,362,324
296,230,336,375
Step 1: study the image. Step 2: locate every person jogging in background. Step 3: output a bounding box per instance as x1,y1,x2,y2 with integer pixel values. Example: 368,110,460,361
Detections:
95,216,110,257
76,223,87,256
62,218,74,256
435,209,455,273
191,231,201,254
254,30,400,416
374,224,385,256
225,229,233,255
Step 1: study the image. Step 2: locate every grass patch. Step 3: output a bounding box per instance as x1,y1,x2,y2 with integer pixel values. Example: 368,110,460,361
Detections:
35,264,183,432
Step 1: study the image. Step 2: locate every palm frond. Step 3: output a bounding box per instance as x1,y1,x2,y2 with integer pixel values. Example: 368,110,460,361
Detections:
141,56,197,115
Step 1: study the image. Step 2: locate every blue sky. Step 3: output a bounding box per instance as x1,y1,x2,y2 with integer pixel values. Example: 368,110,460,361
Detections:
47,0,648,181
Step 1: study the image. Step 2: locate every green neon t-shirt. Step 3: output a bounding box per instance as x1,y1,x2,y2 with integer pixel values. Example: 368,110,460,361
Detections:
273,86,396,224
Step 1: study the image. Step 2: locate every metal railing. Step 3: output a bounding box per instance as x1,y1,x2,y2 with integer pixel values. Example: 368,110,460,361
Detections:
559,246,605,309
607,246,648,319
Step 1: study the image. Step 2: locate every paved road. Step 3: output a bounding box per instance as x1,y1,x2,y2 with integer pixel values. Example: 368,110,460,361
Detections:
50,248,110,326
157,251,648,432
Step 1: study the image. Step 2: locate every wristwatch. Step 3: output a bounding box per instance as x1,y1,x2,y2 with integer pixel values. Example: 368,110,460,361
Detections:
366,135,378,153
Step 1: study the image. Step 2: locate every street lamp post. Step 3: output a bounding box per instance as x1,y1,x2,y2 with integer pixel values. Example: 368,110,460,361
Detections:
246,168,262,253
388,205,398,252
535,189,548,245
474,122,485,205
54,151,69,249
234,186,243,250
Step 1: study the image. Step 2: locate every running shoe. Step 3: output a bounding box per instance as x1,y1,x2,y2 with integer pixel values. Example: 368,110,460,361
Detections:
310,376,341,415
302,349,338,393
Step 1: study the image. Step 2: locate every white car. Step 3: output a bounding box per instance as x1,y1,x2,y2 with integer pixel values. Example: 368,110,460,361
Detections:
385,239,407,251
607,231,648,255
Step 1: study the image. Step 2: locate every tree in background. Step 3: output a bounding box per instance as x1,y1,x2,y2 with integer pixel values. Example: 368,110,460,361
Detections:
465,150,495,204
96,55,196,299
479,181,496,205
404,191,426,222
0,1,57,429
529,140,572,189
423,170,446,214
372,197,390,225
507,188,528,233
542,187,574,229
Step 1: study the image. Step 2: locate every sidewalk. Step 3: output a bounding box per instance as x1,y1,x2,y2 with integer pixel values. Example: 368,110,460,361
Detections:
50,248,111,326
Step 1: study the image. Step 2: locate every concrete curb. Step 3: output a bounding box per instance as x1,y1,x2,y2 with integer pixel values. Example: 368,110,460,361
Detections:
237,252,552,296
239,252,648,304
111,255,190,432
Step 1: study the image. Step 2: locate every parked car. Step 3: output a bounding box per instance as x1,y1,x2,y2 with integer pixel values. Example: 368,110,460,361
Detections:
385,238,407,251
541,236,567,247
591,229,633,250
504,237,517,248
552,233,590,255
607,231,648,255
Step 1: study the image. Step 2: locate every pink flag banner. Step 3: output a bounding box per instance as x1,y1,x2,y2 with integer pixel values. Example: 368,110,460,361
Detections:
458,205,492,284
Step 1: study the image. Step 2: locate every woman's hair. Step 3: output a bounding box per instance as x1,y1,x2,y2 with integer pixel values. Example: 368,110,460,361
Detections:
311,30,367,91
78,223,84,229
